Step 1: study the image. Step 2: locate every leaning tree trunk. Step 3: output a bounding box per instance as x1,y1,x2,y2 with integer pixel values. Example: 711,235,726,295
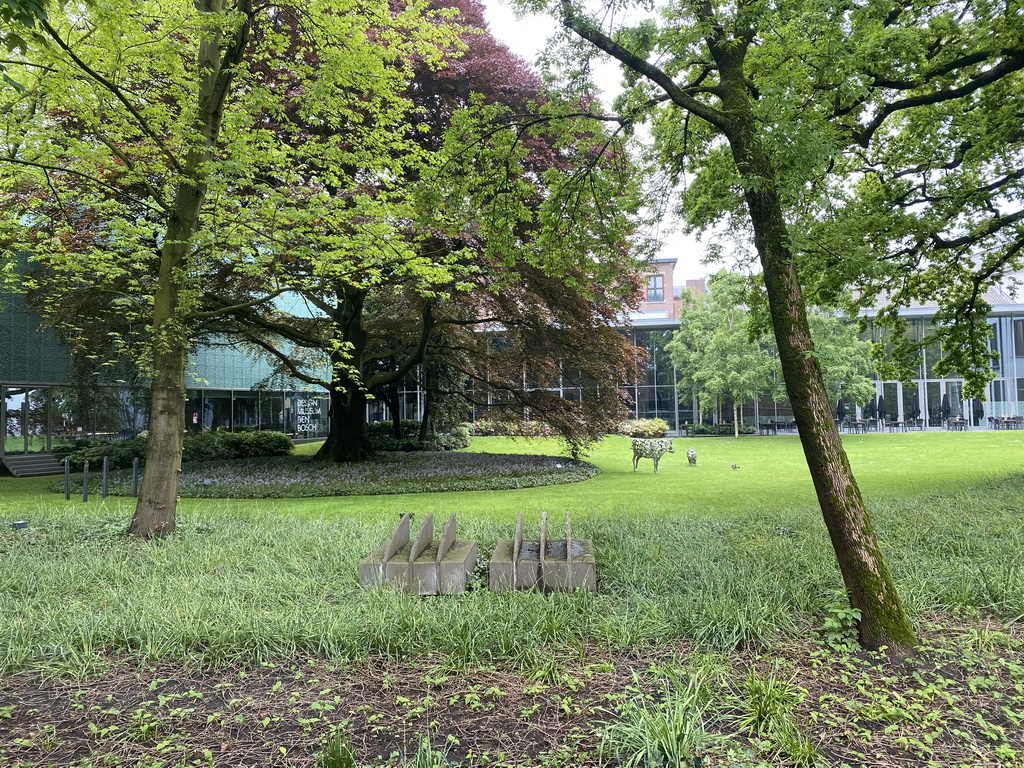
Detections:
728,120,918,654
557,2,916,656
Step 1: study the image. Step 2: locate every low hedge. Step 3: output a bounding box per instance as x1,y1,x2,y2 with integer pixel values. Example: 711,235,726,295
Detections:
471,419,554,437
65,431,293,471
618,418,670,438
59,452,600,498
366,420,471,452
688,423,757,436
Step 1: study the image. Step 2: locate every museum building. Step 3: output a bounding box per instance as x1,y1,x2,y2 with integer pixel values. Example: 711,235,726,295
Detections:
4,259,1024,473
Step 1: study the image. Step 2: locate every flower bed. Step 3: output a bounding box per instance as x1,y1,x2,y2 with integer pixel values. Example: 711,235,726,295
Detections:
57,452,599,499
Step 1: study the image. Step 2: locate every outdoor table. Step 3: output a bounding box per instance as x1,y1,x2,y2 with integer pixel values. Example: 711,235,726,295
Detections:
847,420,868,434
946,418,967,431
886,420,906,433
758,421,777,435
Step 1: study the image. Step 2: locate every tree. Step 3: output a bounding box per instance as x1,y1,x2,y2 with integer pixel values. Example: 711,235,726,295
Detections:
669,272,875,435
530,0,1024,654
793,311,876,414
203,0,649,461
668,272,772,437
1,1,456,536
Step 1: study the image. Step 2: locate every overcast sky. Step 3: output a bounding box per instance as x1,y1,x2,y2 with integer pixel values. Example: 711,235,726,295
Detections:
479,0,715,283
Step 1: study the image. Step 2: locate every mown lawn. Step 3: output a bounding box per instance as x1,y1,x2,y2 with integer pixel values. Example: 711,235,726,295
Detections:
5,430,1020,519
0,432,1022,767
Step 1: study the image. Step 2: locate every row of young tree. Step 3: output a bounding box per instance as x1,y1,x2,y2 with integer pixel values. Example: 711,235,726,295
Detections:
670,271,876,438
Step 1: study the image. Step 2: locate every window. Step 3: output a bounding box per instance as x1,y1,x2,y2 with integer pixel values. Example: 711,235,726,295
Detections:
647,274,664,302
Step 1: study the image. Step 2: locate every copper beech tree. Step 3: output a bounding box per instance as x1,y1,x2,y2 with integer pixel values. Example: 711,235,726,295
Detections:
203,0,650,461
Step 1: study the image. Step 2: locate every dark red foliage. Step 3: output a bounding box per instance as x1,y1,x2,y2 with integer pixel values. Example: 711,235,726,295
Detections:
406,0,544,149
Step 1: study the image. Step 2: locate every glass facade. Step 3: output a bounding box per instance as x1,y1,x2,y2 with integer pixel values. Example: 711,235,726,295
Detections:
617,312,1024,432
8,299,1024,455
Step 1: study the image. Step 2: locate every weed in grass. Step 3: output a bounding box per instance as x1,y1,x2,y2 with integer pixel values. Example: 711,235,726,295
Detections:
600,669,715,768
735,666,821,766
819,590,861,651
409,734,456,768
316,728,358,768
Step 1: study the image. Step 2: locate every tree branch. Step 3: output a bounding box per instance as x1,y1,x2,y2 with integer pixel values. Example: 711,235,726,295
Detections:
855,50,1024,147
559,0,730,133
39,18,186,176
0,156,162,211
195,288,287,319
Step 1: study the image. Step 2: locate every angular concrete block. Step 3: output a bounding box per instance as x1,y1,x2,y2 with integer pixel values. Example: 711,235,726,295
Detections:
357,542,391,586
383,514,413,562
489,513,595,594
411,542,440,595
516,539,542,590
384,542,412,586
437,514,458,561
541,539,596,592
361,512,477,596
489,538,516,592
410,513,434,563
438,540,477,594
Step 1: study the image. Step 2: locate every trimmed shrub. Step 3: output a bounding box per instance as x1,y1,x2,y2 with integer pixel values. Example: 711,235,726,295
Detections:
471,419,554,437
689,423,757,436
64,437,147,471
52,437,120,455
366,420,470,452
618,418,670,438
65,431,293,471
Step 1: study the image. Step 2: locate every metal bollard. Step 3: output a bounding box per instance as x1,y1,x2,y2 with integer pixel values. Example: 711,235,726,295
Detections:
82,460,89,502
101,456,109,499
64,459,71,501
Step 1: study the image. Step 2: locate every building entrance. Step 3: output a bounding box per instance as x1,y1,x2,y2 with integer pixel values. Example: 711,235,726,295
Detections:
2,386,51,456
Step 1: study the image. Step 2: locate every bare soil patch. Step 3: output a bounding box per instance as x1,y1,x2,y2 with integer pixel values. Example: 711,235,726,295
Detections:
2,617,1022,767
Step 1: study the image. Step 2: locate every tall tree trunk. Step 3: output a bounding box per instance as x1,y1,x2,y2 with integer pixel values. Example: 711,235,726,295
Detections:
728,120,917,654
383,387,402,439
418,364,434,442
316,384,373,461
128,3,253,537
733,401,739,439
129,317,185,538
314,285,374,462
130,187,202,539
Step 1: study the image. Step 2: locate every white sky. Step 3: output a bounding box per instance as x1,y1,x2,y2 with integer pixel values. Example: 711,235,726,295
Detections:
480,0,715,284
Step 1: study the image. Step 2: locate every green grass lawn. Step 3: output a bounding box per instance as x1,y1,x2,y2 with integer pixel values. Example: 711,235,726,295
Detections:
1,430,1021,664
5,430,1019,520
1,432,1022,767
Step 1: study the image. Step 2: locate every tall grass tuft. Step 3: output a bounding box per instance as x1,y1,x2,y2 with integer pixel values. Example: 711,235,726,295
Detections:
600,668,715,767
